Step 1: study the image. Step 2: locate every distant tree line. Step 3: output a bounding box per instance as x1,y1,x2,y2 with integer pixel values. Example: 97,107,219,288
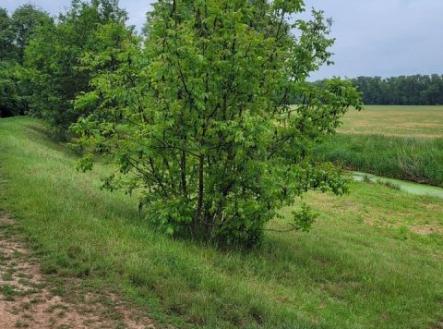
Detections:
352,75,443,105
288,75,443,106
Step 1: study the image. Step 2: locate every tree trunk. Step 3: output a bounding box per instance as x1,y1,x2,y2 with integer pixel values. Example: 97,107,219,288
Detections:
193,155,204,237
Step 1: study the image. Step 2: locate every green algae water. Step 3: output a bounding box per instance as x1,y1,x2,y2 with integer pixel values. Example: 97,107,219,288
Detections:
353,172,443,199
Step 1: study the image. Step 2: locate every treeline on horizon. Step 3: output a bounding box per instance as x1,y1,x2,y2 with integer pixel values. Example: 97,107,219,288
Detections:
350,75,443,105
293,75,443,106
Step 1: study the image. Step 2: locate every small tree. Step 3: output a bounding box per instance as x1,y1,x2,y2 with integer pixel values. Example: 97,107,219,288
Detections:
74,0,361,247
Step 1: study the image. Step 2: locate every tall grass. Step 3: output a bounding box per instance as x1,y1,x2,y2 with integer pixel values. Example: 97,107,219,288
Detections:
314,134,443,187
1,117,443,329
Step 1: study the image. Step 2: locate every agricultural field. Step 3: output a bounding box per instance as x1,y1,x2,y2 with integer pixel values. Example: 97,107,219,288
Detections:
1,117,442,329
338,105,443,138
315,106,443,186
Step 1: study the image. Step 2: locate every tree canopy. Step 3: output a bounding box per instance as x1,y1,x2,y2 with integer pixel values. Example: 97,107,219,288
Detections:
1,0,363,247
0,8,15,61
73,0,361,247
24,0,132,137
0,5,51,117
11,5,53,63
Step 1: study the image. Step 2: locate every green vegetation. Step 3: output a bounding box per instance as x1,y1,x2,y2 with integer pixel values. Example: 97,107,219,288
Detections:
1,117,443,329
0,284,17,301
3,0,361,247
24,0,131,137
0,5,51,117
352,75,443,105
9,4,53,63
0,1,134,127
315,134,443,186
0,60,30,117
0,5,52,64
315,106,443,186
73,1,360,247
291,75,443,106
1,1,442,328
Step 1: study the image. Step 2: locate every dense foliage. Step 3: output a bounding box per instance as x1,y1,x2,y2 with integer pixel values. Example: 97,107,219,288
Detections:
73,0,361,247
11,5,53,63
0,0,362,247
352,75,443,105
24,0,132,137
0,61,30,117
0,5,51,117
0,8,15,61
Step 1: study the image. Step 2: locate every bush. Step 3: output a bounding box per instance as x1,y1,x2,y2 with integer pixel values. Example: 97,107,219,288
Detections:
73,0,361,247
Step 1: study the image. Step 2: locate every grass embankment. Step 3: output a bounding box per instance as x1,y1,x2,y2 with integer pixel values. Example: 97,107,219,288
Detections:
315,106,443,186
315,134,443,186
1,117,443,329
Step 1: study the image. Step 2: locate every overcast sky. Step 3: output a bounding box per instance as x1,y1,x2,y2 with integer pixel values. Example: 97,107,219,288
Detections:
3,0,443,80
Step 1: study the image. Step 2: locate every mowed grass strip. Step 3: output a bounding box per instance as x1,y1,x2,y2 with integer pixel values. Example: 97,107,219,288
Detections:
0,117,443,329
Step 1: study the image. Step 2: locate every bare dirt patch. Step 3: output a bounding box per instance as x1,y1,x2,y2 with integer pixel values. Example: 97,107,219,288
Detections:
410,225,442,236
0,214,157,329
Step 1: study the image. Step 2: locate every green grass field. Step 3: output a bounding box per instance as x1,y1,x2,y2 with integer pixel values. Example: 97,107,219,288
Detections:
1,117,442,328
316,106,443,186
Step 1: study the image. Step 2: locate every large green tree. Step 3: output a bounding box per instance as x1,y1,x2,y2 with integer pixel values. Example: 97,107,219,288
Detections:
11,5,52,63
0,8,15,61
0,5,51,117
25,0,129,137
75,0,361,247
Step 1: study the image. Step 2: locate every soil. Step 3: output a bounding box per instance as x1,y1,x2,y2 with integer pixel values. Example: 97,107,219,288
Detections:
0,214,157,329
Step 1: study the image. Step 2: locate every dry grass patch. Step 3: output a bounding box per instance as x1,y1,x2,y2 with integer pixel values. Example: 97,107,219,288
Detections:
338,105,443,138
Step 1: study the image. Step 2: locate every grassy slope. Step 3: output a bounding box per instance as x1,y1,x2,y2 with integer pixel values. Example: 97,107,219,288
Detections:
315,106,443,186
314,134,443,186
1,117,443,329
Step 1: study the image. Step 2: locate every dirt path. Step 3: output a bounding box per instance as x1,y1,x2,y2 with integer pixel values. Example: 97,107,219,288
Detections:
0,215,156,329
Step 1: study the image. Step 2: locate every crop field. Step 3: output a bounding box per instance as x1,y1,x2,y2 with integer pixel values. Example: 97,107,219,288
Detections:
1,117,442,329
338,105,443,138
316,106,443,186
